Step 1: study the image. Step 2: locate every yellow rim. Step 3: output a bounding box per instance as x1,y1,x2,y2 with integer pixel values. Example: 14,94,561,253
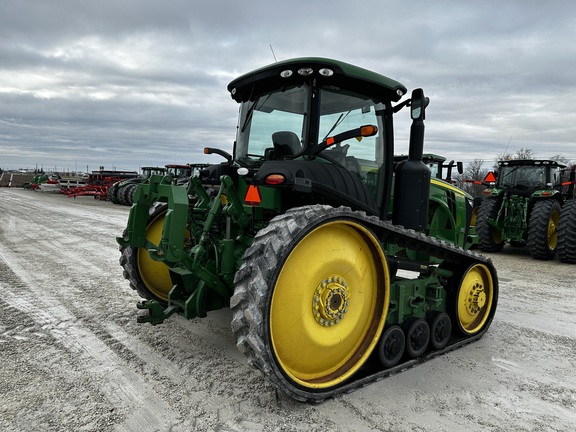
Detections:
470,206,479,227
547,209,560,250
457,263,494,335
270,220,389,389
136,211,174,301
492,227,502,245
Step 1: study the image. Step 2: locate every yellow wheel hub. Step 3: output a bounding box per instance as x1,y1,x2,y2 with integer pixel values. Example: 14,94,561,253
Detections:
457,263,494,335
312,275,350,326
269,220,389,389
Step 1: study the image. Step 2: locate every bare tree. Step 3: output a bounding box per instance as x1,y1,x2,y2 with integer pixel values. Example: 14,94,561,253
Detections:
456,159,489,197
493,147,535,170
549,154,570,165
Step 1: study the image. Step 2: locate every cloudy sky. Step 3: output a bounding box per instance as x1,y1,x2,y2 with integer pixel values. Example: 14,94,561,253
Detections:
1,0,575,173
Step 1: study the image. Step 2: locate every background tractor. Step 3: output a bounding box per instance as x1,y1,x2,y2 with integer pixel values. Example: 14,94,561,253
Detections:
393,153,476,250
476,159,576,262
108,166,166,205
395,153,463,183
118,57,498,401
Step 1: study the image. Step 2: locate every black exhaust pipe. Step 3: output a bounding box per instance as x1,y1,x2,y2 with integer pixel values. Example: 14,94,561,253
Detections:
392,89,431,230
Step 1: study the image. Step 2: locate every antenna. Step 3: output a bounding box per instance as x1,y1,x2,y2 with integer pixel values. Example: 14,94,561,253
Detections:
270,44,277,62
502,137,512,158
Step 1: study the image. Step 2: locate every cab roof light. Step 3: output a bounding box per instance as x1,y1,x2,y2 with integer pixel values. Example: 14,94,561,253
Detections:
298,67,314,76
280,69,293,78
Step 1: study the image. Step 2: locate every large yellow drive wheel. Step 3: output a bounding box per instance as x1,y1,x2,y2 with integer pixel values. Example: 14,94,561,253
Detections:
135,208,174,302
527,200,562,260
455,263,496,335
231,205,389,401
476,198,504,252
120,204,188,303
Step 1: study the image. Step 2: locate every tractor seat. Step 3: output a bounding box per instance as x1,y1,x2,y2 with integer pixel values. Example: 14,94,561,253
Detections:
272,131,302,158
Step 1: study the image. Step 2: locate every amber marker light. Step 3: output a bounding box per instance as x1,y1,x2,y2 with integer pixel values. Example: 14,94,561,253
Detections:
360,125,378,136
264,174,286,185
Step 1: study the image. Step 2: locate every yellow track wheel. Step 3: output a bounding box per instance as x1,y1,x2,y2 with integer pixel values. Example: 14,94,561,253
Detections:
269,220,389,389
136,209,174,302
456,263,495,335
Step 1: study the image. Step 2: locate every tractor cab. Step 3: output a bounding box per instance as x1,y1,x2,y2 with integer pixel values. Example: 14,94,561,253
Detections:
226,57,429,226
493,159,565,195
482,160,566,203
141,166,166,179
395,153,463,183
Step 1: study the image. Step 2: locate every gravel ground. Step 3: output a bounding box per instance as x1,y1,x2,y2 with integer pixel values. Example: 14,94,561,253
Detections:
1,187,575,432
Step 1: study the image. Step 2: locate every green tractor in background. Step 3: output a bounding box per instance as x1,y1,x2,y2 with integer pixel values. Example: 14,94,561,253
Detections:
396,153,463,183
393,153,477,250
476,159,576,262
117,58,498,401
22,172,49,190
108,166,166,205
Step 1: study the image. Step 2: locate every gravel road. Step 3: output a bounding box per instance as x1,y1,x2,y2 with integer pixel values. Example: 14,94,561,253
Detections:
1,188,575,432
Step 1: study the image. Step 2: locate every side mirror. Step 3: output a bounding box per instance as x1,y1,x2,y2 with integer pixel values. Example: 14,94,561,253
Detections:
457,161,464,174
411,89,426,120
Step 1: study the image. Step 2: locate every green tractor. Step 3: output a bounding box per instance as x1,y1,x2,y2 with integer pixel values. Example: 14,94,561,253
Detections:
393,153,476,250
476,159,576,262
165,163,210,187
117,58,498,401
396,153,463,183
22,172,49,190
108,166,165,205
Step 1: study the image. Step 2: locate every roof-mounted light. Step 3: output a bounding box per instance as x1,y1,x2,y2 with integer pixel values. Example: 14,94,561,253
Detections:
396,89,404,97
298,67,314,76
280,69,293,78
230,88,237,95
318,68,334,77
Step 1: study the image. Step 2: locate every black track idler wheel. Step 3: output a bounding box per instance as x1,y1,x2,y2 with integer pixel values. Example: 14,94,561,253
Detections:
405,319,430,358
429,312,452,350
377,325,405,368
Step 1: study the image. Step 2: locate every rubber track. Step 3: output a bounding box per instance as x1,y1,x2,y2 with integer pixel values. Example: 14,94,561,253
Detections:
230,204,498,402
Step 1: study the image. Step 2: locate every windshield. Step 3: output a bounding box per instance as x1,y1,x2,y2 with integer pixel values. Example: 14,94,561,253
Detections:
235,85,309,166
234,84,386,170
425,162,440,179
498,165,546,189
318,87,385,169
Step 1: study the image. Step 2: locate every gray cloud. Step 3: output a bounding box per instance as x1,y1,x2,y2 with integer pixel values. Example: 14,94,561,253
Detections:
1,0,576,173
